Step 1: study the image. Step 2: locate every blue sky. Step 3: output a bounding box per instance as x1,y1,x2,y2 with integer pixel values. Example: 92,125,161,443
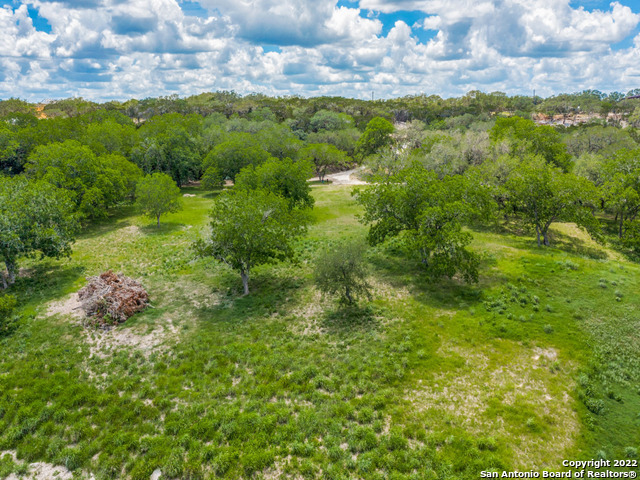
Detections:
0,0,639,101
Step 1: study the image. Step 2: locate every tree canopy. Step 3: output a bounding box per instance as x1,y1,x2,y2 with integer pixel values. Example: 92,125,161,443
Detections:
135,173,183,227
202,133,273,181
234,157,315,209
25,140,142,219
355,117,395,159
354,163,488,282
298,143,348,182
0,176,78,288
505,156,599,246
195,189,308,294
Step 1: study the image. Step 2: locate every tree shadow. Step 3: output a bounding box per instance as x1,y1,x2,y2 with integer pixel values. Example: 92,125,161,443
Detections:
367,246,486,310
140,223,186,236
11,262,86,309
78,205,138,240
319,303,379,333
546,230,608,260
202,189,224,199
193,269,305,325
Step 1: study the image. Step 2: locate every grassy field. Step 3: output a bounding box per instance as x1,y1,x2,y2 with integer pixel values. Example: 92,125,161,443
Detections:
0,185,639,479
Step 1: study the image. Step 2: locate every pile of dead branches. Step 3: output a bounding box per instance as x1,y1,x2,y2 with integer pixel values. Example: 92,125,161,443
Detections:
78,271,149,327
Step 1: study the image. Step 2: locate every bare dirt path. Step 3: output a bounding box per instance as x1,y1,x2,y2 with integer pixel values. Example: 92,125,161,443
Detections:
311,167,367,185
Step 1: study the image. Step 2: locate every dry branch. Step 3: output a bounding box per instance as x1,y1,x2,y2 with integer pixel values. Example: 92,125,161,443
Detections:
78,271,149,327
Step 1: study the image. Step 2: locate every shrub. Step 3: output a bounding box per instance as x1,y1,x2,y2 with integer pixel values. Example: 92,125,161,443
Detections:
0,294,17,336
543,324,554,334
314,240,372,305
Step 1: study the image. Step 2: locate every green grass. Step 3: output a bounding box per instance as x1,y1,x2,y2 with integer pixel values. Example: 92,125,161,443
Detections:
0,185,638,479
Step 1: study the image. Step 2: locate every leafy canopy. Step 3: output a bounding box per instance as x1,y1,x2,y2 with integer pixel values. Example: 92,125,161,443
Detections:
490,116,572,171
354,163,489,283
355,117,394,159
135,173,183,227
314,240,372,305
25,140,142,219
0,176,78,287
505,156,599,246
202,132,273,181
234,157,315,209
195,188,308,294
298,143,348,182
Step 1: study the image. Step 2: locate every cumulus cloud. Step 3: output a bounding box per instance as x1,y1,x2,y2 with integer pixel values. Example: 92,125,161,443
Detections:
0,0,638,101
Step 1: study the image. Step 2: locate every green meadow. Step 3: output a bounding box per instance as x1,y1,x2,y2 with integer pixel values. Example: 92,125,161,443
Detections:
0,184,638,479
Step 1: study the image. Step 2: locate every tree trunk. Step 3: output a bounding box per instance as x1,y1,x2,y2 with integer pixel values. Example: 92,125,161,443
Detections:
535,224,541,247
345,286,353,304
241,271,250,296
157,214,161,227
619,215,624,238
543,230,550,246
4,256,17,286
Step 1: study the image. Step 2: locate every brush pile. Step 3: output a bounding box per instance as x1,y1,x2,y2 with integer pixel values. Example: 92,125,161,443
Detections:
78,271,149,327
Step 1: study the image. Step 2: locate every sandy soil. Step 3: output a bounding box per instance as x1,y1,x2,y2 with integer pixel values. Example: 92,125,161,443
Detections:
311,168,368,186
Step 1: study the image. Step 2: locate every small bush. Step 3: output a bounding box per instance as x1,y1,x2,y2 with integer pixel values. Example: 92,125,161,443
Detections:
0,294,18,336
584,398,605,415
624,447,638,458
543,324,554,334
314,240,372,305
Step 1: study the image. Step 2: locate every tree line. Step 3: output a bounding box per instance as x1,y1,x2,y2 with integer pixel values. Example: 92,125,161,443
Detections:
1,89,640,297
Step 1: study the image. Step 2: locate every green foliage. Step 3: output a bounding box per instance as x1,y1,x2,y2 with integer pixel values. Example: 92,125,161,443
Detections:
298,143,348,182
601,149,640,245
135,173,183,227
235,157,315,209
202,132,272,180
490,116,572,171
0,176,78,287
200,165,224,189
354,163,489,282
82,119,136,156
355,117,394,159
25,140,142,219
309,110,355,132
132,113,203,186
0,294,17,336
195,188,308,294
314,240,372,305
505,156,599,246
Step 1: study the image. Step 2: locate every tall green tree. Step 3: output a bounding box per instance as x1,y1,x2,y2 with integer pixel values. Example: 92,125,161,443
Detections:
600,149,640,242
132,113,203,186
490,116,572,171
0,177,78,288
234,157,315,209
195,189,308,294
135,173,183,227
202,133,273,181
355,117,394,158
25,140,142,219
354,163,487,282
298,143,348,182
505,156,599,246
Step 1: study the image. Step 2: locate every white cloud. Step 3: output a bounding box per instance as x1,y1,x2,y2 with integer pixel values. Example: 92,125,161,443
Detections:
0,0,639,101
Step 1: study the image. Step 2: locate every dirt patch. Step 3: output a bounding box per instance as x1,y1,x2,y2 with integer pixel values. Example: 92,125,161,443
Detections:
289,290,325,336
84,318,179,358
310,168,368,186
46,293,84,319
407,341,578,469
2,450,82,480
